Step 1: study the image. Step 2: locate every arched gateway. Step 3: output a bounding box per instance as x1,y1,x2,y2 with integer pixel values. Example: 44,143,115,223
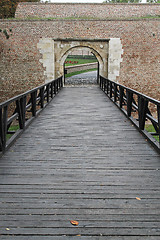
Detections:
38,38,109,84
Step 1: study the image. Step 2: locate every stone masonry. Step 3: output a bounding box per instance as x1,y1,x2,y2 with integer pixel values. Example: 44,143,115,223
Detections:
0,3,160,102
15,3,160,19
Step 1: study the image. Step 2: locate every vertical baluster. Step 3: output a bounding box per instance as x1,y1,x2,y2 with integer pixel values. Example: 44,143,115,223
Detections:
138,96,148,130
16,99,22,129
106,79,109,94
119,87,124,108
21,96,26,129
100,76,102,89
51,82,54,98
60,77,63,88
0,106,8,152
109,82,112,99
31,91,37,117
157,105,160,144
104,79,106,93
58,78,60,90
16,97,26,129
54,81,56,95
40,87,44,108
102,78,104,91
46,84,49,103
127,90,133,117
114,83,117,103
56,79,59,92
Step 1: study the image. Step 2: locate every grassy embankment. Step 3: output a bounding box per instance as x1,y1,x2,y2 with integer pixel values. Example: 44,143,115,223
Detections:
65,57,97,78
145,125,159,142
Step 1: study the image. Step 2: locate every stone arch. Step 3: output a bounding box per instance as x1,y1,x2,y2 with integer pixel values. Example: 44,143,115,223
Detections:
60,46,103,67
59,45,103,83
54,39,109,84
37,38,109,83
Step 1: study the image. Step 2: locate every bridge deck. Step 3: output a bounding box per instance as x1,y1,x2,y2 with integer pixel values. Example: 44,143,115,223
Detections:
0,86,160,239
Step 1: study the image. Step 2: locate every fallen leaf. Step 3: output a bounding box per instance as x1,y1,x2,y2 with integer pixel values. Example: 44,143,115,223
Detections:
136,197,141,201
70,220,79,226
6,228,10,231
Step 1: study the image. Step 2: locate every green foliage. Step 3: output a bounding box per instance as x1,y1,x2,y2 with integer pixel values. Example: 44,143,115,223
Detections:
146,0,160,2
104,0,160,2
0,0,40,19
104,0,142,2
65,68,97,79
3,29,10,39
145,124,159,142
65,57,97,67
0,28,11,39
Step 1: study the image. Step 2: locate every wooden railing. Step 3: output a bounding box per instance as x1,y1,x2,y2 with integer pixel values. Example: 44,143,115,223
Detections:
0,77,63,154
99,76,160,153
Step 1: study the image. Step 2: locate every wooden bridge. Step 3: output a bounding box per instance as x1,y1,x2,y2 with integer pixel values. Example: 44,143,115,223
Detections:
0,77,160,239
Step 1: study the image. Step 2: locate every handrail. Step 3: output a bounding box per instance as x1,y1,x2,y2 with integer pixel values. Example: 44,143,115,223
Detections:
0,76,63,154
99,76,160,153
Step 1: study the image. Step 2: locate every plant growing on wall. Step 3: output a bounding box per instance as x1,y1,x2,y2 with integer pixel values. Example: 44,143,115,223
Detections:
0,28,12,39
0,0,40,19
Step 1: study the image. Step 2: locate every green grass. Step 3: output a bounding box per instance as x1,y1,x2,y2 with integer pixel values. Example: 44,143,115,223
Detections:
5,14,160,21
6,125,19,141
65,68,97,78
65,57,97,66
134,15,160,20
145,124,159,142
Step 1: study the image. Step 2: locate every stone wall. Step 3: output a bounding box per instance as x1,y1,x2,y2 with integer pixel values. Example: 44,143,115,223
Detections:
0,18,160,103
15,3,160,19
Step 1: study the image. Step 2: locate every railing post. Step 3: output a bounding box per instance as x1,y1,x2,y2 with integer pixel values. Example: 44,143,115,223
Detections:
31,91,37,117
126,90,133,117
106,79,109,94
16,97,26,129
56,79,59,92
103,79,105,92
46,84,50,103
109,82,112,99
40,87,44,108
138,96,148,130
51,82,54,98
99,76,102,89
0,106,8,152
54,80,56,95
114,83,117,103
157,105,160,144
58,77,60,90
102,78,104,91
119,86,124,108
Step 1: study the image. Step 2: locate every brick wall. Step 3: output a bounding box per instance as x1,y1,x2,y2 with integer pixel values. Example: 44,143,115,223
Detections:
15,3,160,19
0,18,160,103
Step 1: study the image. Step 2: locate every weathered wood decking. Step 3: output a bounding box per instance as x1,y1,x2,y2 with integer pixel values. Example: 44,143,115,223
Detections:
0,86,160,239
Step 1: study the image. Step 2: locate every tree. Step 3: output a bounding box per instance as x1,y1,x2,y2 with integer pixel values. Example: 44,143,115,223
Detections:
0,0,40,19
104,0,142,2
146,0,160,2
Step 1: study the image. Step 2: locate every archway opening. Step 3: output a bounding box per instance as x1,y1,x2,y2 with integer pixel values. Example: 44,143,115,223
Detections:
38,38,109,83
61,46,100,86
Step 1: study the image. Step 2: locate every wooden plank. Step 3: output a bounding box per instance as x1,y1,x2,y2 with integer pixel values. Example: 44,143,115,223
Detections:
0,237,159,240
0,86,160,238
0,227,160,235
